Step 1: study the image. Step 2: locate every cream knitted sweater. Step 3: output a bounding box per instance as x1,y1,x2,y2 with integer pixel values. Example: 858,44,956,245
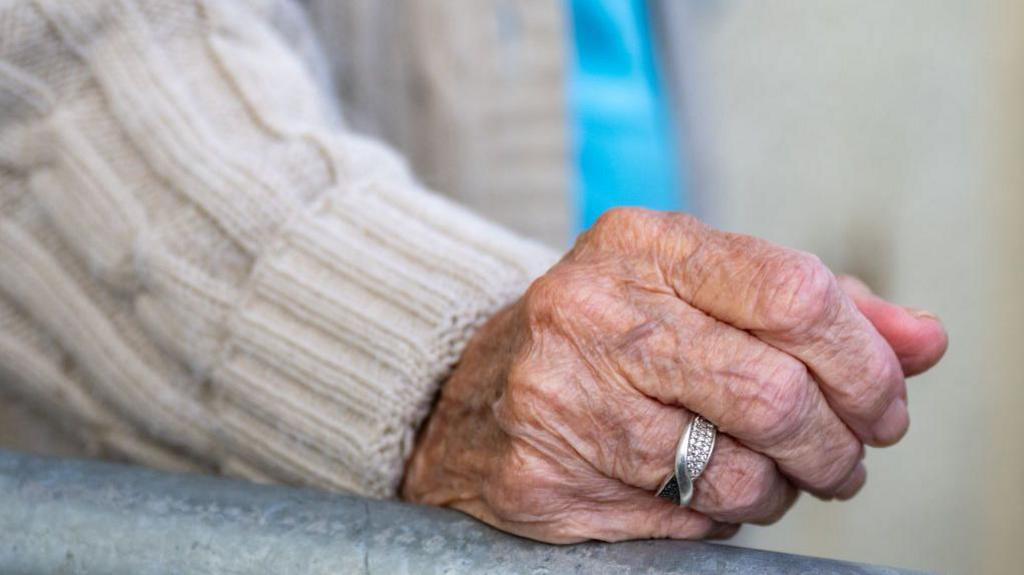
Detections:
0,0,560,497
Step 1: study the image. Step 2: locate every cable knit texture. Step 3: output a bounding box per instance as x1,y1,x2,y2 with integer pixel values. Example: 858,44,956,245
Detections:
0,0,558,497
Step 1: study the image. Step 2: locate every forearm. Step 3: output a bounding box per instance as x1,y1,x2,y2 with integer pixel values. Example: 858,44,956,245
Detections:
0,0,556,496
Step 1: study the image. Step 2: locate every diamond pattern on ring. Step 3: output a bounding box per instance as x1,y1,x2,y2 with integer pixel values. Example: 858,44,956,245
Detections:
685,416,716,480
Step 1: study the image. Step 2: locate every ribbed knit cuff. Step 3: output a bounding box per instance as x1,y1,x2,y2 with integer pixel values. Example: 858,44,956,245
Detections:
211,178,558,498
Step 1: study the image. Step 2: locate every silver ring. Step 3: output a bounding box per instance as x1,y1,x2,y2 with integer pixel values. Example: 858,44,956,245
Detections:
656,415,717,506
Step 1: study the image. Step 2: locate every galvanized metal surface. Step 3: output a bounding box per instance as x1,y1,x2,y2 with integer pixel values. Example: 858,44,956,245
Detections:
0,451,921,574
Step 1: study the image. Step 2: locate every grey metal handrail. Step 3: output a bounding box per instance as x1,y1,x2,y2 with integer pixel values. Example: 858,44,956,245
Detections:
0,450,920,574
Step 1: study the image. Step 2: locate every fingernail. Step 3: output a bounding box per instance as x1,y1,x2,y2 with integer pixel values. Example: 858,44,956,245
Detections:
872,398,909,445
835,463,867,500
905,307,942,323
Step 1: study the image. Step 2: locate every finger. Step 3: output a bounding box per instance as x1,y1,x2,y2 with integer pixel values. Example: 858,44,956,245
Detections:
603,298,864,498
563,484,735,542
834,461,867,501
607,402,800,525
650,215,907,446
837,276,949,377
692,435,801,525
471,477,731,543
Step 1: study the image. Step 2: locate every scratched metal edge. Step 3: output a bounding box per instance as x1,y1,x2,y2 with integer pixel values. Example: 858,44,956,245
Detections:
0,451,928,575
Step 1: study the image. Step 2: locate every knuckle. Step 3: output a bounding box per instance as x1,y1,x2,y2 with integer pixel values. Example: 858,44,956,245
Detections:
584,207,659,252
828,346,904,425
500,361,556,427
669,211,702,228
744,359,811,444
485,449,552,519
592,207,648,235
522,267,600,322
854,352,904,416
844,377,892,421
716,456,777,516
808,438,863,492
868,347,904,390
522,272,567,318
659,210,704,238
759,251,838,333
523,265,630,341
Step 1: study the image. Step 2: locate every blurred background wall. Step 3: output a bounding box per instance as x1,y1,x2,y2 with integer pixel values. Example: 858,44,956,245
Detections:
664,1,1022,573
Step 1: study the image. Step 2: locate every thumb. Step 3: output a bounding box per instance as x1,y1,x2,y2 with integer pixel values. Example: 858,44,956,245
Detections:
838,276,949,377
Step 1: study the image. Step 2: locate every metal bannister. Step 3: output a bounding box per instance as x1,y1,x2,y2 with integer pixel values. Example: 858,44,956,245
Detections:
0,450,921,574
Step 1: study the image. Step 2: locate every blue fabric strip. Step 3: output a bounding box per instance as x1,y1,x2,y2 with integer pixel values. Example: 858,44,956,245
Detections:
566,0,688,233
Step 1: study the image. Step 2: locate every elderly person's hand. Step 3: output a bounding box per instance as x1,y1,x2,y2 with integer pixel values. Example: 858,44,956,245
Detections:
402,209,948,543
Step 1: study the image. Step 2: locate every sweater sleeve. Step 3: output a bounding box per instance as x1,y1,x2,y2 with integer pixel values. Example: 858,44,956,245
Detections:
0,0,558,497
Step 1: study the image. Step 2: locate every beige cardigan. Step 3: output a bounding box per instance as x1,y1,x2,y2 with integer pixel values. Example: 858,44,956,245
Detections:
0,0,568,497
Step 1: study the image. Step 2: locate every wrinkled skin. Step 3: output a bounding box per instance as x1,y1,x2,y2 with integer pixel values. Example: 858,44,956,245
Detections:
402,209,948,543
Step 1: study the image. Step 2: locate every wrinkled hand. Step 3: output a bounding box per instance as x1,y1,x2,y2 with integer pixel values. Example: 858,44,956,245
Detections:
402,209,948,543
